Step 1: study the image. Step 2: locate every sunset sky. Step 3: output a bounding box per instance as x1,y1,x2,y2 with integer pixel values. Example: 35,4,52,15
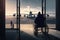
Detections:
5,0,56,16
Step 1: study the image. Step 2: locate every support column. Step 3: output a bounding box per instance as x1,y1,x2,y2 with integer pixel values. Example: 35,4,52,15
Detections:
0,0,5,40
56,0,60,31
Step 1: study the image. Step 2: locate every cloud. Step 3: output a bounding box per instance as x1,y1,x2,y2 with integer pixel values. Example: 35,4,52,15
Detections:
20,6,42,14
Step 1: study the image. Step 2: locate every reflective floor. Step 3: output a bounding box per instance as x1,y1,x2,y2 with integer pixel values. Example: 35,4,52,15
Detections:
6,24,60,40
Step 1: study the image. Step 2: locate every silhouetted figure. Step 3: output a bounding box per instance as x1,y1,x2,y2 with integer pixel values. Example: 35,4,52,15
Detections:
34,12,45,36
10,21,14,29
24,15,25,17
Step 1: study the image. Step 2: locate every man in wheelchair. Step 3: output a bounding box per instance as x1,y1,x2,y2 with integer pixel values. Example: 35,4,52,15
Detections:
34,12,48,36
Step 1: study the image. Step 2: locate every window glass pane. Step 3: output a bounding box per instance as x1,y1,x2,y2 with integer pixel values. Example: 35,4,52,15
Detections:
5,0,16,28
46,0,56,29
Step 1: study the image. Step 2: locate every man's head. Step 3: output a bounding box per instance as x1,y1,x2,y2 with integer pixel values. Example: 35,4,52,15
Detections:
37,11,41,17
38,12,41,15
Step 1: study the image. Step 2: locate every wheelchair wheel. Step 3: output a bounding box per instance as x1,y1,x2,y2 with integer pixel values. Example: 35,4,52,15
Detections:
34,27,38,36
42,24,49,34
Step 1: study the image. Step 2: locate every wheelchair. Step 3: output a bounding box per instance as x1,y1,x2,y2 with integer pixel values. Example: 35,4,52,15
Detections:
34,24,49,36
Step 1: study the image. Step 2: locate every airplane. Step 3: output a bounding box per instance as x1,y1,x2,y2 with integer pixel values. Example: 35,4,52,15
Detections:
23,11,51,21
24,11,37,18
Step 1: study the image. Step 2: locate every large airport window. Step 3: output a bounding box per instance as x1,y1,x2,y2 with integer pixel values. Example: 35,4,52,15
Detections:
5,0,56,40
